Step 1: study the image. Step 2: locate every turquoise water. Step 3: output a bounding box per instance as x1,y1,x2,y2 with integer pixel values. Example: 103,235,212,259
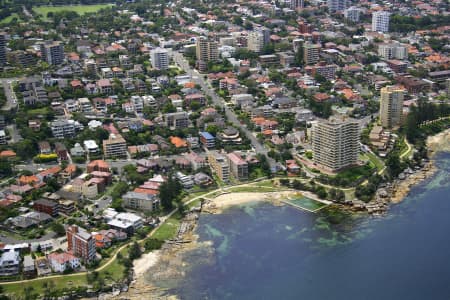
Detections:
167,152,450,300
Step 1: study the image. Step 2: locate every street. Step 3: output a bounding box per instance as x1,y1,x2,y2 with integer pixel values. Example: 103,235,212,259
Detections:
171,51,278,171
1,78,18,111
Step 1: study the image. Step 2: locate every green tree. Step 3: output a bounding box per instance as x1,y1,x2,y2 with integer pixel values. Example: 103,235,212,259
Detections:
129,242,142,260
51,222,66,236
386,152,403,178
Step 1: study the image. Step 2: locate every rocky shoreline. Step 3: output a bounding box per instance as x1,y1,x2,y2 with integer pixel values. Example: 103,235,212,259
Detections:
105,129,450,299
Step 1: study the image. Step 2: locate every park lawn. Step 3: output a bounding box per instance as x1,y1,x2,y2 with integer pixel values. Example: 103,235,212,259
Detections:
152,212,182,241
33,4,114,21
27,107,51,116
98,248,128,283
226,186,280,193
3,273,87,296
0,13,21,24
253,180,276,188
333,164,375,182
361,152,384,171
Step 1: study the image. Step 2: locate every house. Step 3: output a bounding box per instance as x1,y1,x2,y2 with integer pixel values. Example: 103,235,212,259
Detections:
186,152,207,170
83,140,99,154
38,141,52,154
176,172,194,189
87,160,110,173
70,143,85,157
47,252,81,273
23,255,36,278
59,164,77,185
169,136,188,149
97,79,112,94
93,229,127,248
0,251,20,276
54,142,68,160
107,212,143,235
286,160,301,174
35,257,52,276
194,172,213,186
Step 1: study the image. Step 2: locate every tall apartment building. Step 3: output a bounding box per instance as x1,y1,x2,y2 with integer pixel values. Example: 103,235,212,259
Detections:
40,41,64,65
446,78,450,96
66,225,96,262
247,31,265,53
0,32,6,67
303,42,320,65
256,26,271,45
344,6,362,22
379,86,404,128
312,120,359,172
150,47,169,70
51,120,76,138
227,152,248,181
103,134,127,158
207,151,230,182
327,0,348,12
378,42,407,60
372,11,390,33
290,0,304,9
196,36,219,72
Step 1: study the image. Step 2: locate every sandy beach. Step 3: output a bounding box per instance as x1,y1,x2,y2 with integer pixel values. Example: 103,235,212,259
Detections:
210,190,310,208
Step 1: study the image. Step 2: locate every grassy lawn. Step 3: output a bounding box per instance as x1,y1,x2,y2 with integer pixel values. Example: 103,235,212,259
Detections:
226,186,280,193
0,13,21,24
152,212,182,241
2,273,87,296
286,197,327,212
252,180,276,188
361,152,384,171
333,164,375,182
33,4,114,21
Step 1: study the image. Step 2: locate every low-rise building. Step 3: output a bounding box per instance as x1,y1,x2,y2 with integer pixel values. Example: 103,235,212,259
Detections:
103,134,127,158
122,191,160,212
33,199,59,217
199,132,216,148
0,251,20,276
107,212,143,235
47,252,81,273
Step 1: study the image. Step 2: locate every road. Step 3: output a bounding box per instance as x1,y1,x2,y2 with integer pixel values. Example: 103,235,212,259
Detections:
171,51,277,171
7,124,22,143
1,78,18,111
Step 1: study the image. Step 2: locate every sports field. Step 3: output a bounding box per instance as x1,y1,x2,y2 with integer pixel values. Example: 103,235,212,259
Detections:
33,4,114,20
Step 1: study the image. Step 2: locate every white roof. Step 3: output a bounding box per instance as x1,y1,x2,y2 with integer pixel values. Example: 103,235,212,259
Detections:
83,140,98,149
115,212,142,223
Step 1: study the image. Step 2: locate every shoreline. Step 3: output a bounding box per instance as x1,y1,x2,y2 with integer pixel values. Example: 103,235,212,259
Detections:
114,129,450,299
388,129,450,204
203,190,327,212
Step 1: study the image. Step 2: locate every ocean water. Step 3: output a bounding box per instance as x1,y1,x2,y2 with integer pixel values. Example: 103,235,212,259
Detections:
169,152,450,300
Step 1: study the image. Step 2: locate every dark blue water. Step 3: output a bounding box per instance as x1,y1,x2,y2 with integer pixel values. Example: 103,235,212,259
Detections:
171,152,450,300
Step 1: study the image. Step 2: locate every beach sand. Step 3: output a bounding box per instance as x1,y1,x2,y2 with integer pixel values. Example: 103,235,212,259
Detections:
210,190,326,208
